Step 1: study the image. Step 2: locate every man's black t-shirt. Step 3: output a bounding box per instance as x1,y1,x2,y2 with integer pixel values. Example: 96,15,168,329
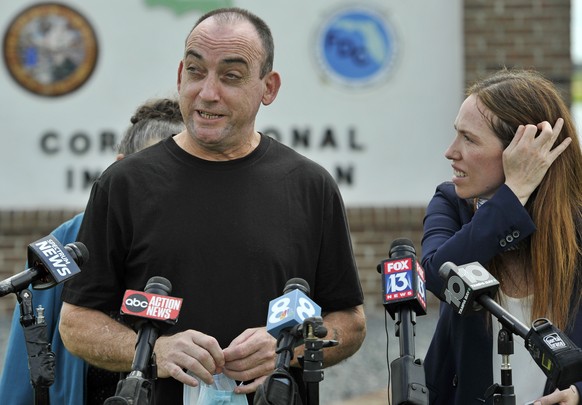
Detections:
63,134,363,404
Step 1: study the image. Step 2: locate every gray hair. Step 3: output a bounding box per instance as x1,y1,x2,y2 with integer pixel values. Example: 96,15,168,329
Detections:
117,98,184,155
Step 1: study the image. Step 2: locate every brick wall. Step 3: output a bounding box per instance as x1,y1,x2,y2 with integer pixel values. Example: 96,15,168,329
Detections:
465,0,572,101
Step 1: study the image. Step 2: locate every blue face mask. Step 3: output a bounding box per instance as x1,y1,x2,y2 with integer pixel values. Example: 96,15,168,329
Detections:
197,386,248,405
184,373,248,405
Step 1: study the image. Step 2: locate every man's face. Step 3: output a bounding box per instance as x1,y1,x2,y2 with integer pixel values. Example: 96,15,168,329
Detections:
177,17,269,154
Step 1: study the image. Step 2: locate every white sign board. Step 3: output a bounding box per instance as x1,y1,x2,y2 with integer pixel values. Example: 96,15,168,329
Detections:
0,0,463,209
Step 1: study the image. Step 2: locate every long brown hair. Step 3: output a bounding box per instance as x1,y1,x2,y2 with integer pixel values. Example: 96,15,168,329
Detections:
469,68,582,329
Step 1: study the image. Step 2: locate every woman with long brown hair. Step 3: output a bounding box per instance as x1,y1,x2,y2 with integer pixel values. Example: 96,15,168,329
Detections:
422,68,582,404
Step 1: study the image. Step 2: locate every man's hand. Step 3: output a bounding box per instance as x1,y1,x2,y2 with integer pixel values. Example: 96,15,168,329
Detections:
154,330,225,387
222,327,277,394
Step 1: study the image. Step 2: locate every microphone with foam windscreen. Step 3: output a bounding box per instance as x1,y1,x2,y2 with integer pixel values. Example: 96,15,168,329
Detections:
378,238,427,318
378,237,428,405
121,276,182,375
4,235,88,405
105,276,182,405
0,234,88,297
255,278,322,405
439,261,582,390
438,261,500,318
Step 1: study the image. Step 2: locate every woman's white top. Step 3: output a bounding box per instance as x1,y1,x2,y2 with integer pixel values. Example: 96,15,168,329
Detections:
492,290,546,404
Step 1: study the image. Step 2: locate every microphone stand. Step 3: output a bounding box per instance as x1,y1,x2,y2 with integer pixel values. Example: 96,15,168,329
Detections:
17,289,55,405
388,305,428,405
103,322,159,405
253,323,302,405
300,317,337,405
484,327,516,405
440,261,582,400
476,295,582,390
254,317,337,405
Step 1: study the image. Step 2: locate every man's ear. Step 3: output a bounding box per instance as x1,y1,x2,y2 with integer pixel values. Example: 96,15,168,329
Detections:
262,71,281,106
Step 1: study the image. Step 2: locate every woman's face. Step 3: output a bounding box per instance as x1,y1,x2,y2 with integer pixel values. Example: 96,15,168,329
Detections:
445,94,506,200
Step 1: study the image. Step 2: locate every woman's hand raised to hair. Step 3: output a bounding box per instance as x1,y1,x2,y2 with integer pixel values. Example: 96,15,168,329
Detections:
503,118,571,205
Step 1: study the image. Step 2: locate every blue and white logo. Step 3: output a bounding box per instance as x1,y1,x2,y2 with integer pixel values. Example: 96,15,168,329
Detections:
315,6,397,88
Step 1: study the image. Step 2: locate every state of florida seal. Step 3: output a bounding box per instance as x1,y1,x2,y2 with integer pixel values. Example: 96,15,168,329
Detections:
3,3,99,97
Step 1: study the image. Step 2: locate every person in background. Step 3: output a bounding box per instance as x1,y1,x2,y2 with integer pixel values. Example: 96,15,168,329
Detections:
0,97,184,405
421,68,582,405
59,7,366,405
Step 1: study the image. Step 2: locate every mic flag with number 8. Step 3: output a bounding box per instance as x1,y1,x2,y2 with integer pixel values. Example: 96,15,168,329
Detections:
266,278,321,338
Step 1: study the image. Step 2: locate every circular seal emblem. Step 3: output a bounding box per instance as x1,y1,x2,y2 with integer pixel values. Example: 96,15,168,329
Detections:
315,6,397,88
3,3,99,97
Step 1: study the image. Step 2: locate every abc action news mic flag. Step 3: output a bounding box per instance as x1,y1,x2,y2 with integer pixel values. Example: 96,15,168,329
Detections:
378,238,427,319
106,277,181,404
439,261,582,390
0,234,88,297
120,277,182,377
121,278,183,326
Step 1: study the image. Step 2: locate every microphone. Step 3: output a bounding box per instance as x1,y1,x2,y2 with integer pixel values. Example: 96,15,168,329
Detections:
0,235,88,297
438,261,499,318
439,261,582,389
266,278,321,339
120,280,182,327
255,278,322,405
378,238,429,405
105,276,182,405
121,276,182,375
378,238,427,319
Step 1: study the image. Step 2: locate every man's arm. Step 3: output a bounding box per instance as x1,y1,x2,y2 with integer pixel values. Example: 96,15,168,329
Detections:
59,302,225,386
221,304,366,395
59,302,136,371
288,304,366,368
314,304,366,368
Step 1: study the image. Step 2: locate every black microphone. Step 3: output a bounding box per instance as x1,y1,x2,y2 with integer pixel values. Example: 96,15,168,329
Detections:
105,276,182,405
0,235,88,297
438,261,500,318
125,276,178,375
378,238,429,405
439,261,582,389
255,278,322,405
378,238,428,319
